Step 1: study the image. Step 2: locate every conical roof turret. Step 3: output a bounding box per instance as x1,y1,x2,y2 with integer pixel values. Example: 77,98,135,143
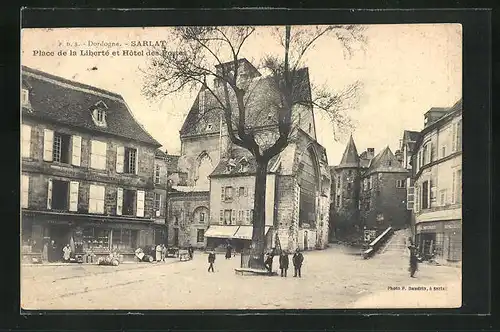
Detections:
337,135,360,169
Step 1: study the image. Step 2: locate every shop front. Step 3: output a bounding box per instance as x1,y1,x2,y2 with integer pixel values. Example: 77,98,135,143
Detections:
205,225,272,252
22,211,166,263
415,219,462,262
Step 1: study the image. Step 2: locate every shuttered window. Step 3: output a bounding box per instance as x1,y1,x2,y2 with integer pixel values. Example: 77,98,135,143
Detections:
21,124,32,158
69,181,79,212
71,136,82,166
89,185,105,214
43,129,54,161
136,190,145,217
116,188,123,215
91,140,107,170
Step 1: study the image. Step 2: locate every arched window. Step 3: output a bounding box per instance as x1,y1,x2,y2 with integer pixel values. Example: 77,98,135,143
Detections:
298,147,320,228
195,152,212,189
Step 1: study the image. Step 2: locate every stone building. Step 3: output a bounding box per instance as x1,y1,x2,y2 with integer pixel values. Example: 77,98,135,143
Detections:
410,99,462,263
166,58,331,252
21,66,166,262
152,149,169,234
330,136,410,241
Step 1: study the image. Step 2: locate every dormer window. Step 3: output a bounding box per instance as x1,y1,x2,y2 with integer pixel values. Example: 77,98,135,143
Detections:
206,124,213,131
21,88,29,106
91,101,108,127
239,157,249,172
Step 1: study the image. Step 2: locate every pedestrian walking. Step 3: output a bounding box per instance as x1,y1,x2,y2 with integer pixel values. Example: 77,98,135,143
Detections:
279,250,289,277
62,244,71,262
225,244,232,259
49,240,57,262
188,245,194,260
208,251,216,272
408,244,419,278
161,244,167,262
264,251,274,273
42,241,48,263
155,244,162,262
292,248,304,278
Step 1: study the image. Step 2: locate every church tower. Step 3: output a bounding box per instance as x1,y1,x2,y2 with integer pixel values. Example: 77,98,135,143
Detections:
332,135,362,238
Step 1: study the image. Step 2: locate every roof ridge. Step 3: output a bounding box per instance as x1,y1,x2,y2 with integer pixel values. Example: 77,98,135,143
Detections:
22,65,123,100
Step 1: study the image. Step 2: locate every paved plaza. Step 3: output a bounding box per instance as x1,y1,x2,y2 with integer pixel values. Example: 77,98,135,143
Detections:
21,244,461,310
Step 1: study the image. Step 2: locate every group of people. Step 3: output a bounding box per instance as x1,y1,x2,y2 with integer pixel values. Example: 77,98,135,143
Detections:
41,240,72,263
266,248,304,277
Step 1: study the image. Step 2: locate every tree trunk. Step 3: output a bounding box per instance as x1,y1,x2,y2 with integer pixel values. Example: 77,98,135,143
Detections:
248,160,268,270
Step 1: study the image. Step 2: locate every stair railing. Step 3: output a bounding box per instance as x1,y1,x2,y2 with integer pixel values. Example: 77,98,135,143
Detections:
362,227,394,259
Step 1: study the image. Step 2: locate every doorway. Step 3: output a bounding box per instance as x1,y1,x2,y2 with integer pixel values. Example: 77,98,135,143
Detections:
173,228,179,246
303,231,308,250
49,224,71,261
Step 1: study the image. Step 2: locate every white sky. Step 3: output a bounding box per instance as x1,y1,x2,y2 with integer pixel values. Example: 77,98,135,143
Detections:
21,25,462,165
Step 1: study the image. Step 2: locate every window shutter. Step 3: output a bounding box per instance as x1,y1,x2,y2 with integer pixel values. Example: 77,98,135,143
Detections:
116,188,123,215
221,188,225,201
69,181,79,211
43,129,54,161
116,146,124,173
71,136,82,166
451,172,456,204
428,143,433,163
219,210,224,225
136,190,145,217
21,175,29,208
451,123,457,152
244,187,248,196
22,124,31,158
98,186,105,213
47,178,53,209
427,180,431,208
134,149,139,175
406,186,414,210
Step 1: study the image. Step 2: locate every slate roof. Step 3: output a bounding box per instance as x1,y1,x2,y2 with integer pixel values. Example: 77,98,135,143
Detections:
155,149,168,159
337,135,360,169
180,62,312,137
22,66,161,147
166,155,180,173
210,150,281,177
364,146,408,176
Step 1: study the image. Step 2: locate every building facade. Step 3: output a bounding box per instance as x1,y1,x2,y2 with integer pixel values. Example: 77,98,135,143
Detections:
411,99,462,263
21,66,166,262
166,58,331,252
330,136,411,242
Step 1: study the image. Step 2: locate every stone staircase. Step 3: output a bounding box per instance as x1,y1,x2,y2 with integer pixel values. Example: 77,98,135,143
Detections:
380,228,411,257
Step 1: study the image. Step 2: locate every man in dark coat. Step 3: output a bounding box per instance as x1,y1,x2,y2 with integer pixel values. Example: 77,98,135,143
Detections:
188,245,194,260
264,252,274,273
225,244,232,259
408,244,418,278
279,251,289,277
207,251,216,272
292,248,304,277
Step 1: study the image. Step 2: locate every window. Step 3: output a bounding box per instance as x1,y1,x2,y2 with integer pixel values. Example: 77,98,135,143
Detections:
124,147,137,174
200,212,205,222
336,195,341,208
337,178,341,189
406,186,415,210
348,170,352,176
245,210,250,223
91,102,107,127
83,227,110,250
21,174,29,208
421,181,429,209
224,186,234,201
154,164,161,184
123,189,136,216
422,144,428,165
456,169,462,204
368,176,372,190
238,210,244,222
439,189,447,206
53,133,71,163
154,193,162,212
224,209,232,225
347,183,352,190
97,109,105,123
197,229,205,243
21,124,31,158
111,229,137,251
441,146,446,158
456,119,462,151
219,210,224,223
396,180,405,188
21,88,29,105
206,124,213,131
89,185,105,214
250,209,254,224
239,187,245,197
91,140,107,170
308,123,312,133
430,143,435,162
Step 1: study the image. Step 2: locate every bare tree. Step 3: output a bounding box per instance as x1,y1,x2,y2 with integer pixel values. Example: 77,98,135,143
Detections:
142,25,365,269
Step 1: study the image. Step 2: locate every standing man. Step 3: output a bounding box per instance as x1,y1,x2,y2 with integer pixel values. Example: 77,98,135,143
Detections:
62,244,71,263
264,251,274,274
188,244,194,260
161,244,167,262
293,248,304,278
155,244,162,262
208,251,216,272
279,250,289,277
408,244,419,278
225,244,232,259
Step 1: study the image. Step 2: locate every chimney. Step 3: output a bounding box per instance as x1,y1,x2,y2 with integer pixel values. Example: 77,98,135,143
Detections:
367,148,375,159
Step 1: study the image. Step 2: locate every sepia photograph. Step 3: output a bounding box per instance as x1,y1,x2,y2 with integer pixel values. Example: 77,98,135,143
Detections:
20,24,462,310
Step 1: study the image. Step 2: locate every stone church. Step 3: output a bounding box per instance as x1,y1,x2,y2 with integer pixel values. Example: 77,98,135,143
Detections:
330,136,410,242
166,58,331,252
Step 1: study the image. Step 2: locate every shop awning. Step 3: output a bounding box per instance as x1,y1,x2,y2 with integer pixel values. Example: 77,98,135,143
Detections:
233,226,271,240
204,226,239,239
